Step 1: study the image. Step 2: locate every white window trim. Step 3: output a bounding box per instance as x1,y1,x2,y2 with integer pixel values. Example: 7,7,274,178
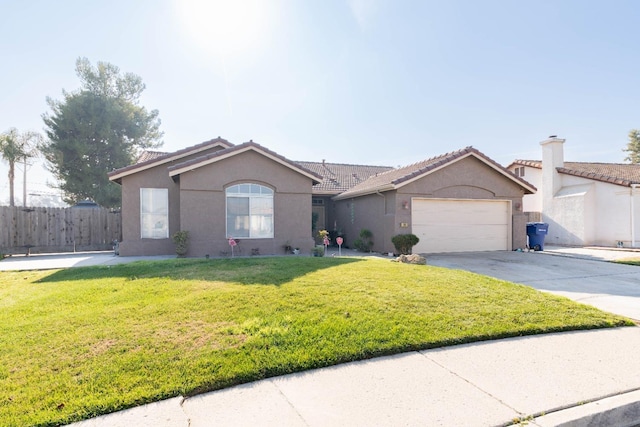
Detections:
226,183,274,239
140,188,169,239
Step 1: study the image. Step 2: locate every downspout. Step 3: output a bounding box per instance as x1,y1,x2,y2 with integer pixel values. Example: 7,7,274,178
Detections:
632,184,639,248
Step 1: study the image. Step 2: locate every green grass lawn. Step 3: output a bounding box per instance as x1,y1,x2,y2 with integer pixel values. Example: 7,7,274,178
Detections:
616,258,640,266
0,257,632,426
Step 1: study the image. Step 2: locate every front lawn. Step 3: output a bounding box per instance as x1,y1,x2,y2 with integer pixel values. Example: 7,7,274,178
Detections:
0,257,632,426
616,258,640,266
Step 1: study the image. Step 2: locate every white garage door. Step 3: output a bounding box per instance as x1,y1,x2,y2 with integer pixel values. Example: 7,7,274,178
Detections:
411,198,510,253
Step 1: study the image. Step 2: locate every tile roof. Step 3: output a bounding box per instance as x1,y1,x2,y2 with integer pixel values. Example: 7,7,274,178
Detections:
335,146,536,199
136,150,167,163
109,137,233,182
511,160,640,187
296,161,394,194
168,141,323,183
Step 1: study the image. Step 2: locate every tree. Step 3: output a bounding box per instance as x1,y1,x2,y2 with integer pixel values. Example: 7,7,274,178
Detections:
42,57,163,207
0,128,42,206
624,129,640,164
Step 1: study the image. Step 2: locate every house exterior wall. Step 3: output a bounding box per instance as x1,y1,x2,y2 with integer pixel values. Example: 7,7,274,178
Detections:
542,182,593,246
399,156,527,251
177,150,315,256
336,156,527,254
543,174,640,247
117,146,227,256
510,166,542,212
333,192,396,253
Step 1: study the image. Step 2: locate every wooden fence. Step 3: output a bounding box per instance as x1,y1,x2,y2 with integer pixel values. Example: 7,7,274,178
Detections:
0,206,122,255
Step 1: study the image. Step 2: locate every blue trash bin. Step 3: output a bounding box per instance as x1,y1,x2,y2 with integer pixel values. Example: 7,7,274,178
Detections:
526,222,548,251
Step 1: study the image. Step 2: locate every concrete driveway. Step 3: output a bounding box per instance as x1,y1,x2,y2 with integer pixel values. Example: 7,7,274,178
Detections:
427,247,640,321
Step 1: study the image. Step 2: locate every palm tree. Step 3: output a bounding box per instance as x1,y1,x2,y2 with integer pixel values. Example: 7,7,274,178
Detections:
0,128,42,206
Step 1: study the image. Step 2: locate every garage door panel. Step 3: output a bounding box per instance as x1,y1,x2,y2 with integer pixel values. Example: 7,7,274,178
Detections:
413,201,507,224
415,225,507,253
412,199,509,253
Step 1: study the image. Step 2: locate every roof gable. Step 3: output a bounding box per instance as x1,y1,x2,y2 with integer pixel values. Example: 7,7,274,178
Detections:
168,141,322,184
108,137,233,183
335,147,536,200
511,159,640,187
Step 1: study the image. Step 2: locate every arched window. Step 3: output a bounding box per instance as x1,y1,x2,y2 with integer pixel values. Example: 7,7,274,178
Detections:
226,183,274,238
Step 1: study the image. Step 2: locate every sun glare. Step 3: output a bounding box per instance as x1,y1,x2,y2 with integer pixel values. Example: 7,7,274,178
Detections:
175,0,270,56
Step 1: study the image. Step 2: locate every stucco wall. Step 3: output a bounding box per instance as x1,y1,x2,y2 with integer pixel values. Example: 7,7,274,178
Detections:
333,192,395,253
542,183,593,246
512,166,542,212
117,146,227,256
544,174,640,246
118,165,181,256
178,150,315,256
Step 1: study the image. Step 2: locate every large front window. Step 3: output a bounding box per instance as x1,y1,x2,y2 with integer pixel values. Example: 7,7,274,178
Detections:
226,183,274,238
140,188,168,239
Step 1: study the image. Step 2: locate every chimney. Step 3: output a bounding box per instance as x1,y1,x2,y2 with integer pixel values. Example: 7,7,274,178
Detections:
540,135,565,200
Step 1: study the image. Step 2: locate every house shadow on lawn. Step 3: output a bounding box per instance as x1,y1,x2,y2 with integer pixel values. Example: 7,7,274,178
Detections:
36,256,364,286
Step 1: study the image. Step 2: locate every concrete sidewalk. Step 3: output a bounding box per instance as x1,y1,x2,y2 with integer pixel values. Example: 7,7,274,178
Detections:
0,251,175,271
70,327,640,427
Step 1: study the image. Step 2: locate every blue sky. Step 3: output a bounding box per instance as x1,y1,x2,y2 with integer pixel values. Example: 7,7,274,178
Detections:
2,0,640,204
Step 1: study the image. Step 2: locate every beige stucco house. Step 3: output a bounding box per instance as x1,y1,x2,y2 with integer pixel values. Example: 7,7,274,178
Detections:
109,139,536,256
507,136,640,247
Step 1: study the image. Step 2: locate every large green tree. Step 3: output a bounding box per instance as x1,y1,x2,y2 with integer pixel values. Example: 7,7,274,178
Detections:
624,129,640,164
42,58,163,207
0,128,41,206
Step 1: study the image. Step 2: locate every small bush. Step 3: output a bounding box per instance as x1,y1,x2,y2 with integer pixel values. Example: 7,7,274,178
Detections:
391,233,419,254
353,229,373,252
172,230,190,257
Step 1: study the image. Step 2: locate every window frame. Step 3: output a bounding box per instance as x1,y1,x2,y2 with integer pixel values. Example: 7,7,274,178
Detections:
225,183,274,239
140,188,169,239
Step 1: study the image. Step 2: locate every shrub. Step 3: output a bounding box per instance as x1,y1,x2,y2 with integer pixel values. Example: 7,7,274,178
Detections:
391,233,419,254
353,229,373,252
172,230,190,257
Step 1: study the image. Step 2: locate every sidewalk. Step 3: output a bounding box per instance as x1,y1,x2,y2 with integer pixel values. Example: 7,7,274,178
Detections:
0,251,175,271
70,327,640,427
543,245,640,262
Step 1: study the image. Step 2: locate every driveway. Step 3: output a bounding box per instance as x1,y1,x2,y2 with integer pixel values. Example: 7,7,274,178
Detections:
427,247,640,321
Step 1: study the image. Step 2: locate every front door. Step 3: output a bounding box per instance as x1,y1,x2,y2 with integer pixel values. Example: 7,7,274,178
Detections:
312,205,325,237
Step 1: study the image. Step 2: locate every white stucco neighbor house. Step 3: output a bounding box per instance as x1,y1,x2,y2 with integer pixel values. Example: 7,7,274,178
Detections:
507,136,640,248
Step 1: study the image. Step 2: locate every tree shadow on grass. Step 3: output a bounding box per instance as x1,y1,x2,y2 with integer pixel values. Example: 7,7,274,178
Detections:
36,256,364,286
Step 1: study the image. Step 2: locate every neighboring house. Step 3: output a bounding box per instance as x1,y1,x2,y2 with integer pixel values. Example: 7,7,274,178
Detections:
109,139,536,256
507,136,640,247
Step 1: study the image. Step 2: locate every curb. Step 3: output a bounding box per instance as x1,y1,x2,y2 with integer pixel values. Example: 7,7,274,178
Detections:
529,389,640,427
